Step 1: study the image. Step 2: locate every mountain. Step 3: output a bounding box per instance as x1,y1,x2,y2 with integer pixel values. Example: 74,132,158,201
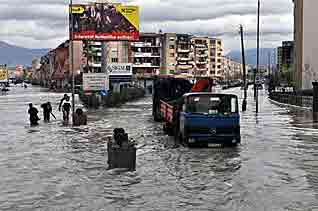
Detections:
226,48,277,67
0,41,49,66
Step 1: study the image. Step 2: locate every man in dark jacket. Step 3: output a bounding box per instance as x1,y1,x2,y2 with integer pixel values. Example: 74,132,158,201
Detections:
28,103,40,126
73,108,87,126
41,102,52,122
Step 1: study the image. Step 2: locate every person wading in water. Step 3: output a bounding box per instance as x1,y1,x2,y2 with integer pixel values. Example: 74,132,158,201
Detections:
41,102,53,122
28,103,40,127
59,94,71,124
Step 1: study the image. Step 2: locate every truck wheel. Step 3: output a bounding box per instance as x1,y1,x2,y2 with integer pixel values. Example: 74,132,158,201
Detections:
167,126,174,136
181,136,191,148
163,124,168,134
154,114,161,122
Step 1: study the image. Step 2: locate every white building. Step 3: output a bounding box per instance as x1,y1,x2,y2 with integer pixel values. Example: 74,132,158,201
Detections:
293,0,318,89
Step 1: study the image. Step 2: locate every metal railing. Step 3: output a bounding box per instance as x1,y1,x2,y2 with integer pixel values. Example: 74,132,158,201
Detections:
269,92,313,108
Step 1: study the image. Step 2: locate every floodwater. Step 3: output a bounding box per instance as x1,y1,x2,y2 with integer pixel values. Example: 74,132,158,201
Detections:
1,85,318,211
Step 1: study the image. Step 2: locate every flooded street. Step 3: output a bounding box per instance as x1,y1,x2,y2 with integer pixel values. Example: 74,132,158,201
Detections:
1,85,318,210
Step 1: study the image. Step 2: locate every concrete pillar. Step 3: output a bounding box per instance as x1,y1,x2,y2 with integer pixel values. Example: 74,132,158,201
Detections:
313,82,318,112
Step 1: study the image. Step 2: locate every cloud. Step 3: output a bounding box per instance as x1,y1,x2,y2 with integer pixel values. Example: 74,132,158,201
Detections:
0,0,293,51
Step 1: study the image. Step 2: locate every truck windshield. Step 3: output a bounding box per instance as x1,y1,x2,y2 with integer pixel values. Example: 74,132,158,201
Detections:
185,95,238,115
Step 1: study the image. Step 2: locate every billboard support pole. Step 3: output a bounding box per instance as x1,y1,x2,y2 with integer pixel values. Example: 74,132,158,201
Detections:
70,0,75,125
102,41,108,94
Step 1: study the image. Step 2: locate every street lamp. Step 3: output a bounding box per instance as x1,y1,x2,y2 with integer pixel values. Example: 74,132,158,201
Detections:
240,25,247,111
69,0,75,125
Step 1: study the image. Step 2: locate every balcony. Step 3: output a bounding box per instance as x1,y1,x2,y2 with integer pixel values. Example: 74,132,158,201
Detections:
88,62,102,68
133,63,160,68
177,40,191,44
196,53,208,58
196,67,208,71
133,52,160,57
195,44,208,49
196,61,208,65
177,57,192,62
131,42,161,48
177,48,191,53
178,64,193,70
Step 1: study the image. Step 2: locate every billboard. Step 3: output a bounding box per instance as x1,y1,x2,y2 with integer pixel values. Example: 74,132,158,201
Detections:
83,73,109,91
70,3,139,41
0,68,7,82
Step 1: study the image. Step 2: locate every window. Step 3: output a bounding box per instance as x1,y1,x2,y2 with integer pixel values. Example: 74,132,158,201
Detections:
112,58,118,63
170,53,175,57
185,95,237,115
217,65,221,69
169,45,175,49
212,65,216,68
217,59,222,63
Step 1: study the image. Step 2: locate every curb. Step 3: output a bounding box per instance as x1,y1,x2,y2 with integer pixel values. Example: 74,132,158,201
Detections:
268,98,312,111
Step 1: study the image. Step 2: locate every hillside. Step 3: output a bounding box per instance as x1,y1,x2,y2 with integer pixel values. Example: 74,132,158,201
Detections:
226,48,277,67
0,41,49,66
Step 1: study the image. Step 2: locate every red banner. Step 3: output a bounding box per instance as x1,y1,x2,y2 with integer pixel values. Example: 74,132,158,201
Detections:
73,31,139,41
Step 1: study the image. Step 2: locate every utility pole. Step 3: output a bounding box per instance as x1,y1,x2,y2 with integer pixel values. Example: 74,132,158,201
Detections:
255,0,260,113
69,0,75,125
268,51,271,78
5,64,8,84
240,25,247,111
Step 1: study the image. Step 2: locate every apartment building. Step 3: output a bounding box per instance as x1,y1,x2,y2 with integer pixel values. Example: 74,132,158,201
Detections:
176,34,193,75
83,41,131,73
209,38,224,78
277,46,283,72
162,33,194,75
222,57,243,81
131,33,162,77
191,37,210,77
161,33,176,75
277,41,294,73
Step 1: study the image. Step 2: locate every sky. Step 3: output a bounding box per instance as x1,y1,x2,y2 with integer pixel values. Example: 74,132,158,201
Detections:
0,0,294,52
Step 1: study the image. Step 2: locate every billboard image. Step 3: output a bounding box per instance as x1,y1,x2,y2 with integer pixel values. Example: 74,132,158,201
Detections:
70,3,139,41
0,68,7,82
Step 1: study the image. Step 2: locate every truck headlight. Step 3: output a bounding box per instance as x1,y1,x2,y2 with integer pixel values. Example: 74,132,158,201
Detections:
232,139,237,144
189,138,196,143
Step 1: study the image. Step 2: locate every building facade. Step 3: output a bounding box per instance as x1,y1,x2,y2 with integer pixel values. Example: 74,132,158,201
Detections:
277,41,294,73
210,38,224,79
37,33,228,84
293,0,318,89
131,33,162,77
222,57,243,81
83,41,131,74
191,37,210,77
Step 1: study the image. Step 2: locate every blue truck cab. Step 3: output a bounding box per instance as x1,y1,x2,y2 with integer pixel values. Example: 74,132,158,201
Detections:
178,93,240,147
